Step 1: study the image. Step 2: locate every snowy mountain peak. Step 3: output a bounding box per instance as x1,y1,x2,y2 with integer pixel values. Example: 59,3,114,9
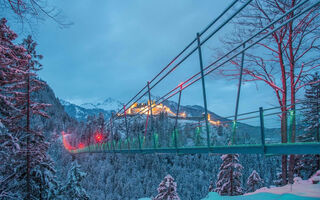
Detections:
59,98,72,106
80,98,123,111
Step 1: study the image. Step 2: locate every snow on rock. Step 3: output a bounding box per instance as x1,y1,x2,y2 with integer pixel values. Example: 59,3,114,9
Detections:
75,106,85,119
59,98,72,106
80,97,123,111
80,102,96,109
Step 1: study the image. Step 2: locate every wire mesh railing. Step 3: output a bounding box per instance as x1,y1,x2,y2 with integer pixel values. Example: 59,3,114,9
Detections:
67,102,320,154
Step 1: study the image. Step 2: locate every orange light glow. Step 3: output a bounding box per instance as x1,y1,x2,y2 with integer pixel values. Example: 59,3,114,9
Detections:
207,114,221,126
119,101,186,117
62,131,76,151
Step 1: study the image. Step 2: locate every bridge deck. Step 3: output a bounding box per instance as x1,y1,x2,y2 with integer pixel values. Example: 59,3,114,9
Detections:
70,142,320,155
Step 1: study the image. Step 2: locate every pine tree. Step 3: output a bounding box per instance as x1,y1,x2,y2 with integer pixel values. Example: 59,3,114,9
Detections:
215,154,243,196
246,170,263,192
0,125,21,199
302,72,320,142
0,19,59,199
208,181,214,192
153,174,180,200
295,73,320,178
12,35,59,199
274,171,283,186
0,18,29,126
0,18,27,199
60,160,89,200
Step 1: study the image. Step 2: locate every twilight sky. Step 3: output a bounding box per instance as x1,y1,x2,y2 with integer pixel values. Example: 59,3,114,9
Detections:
6,0,282,118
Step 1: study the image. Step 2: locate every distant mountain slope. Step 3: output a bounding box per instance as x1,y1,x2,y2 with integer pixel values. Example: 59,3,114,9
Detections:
31,82,77,134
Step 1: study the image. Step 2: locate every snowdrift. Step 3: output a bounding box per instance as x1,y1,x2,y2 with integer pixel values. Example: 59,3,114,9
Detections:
202,192,319,200
201,183,320,200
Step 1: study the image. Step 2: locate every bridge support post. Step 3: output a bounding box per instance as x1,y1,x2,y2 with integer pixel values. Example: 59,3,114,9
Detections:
232,44,246,145
288,109,295,143
259,107,266,154
110,113,115,152
124,105,130,150
174,85,183,151
147,81,156,149
196,32,211,150
139,133,142,151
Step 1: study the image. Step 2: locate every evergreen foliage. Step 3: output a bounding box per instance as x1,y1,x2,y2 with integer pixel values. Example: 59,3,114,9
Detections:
60,160,89,200
302,72,320,142
215,154,243,196
0,18,29,126
294,73,320,179
246,170,263,192
153,174,180,200
0,20,59,199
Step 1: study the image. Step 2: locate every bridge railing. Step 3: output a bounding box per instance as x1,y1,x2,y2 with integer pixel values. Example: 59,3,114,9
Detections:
69,101,320,154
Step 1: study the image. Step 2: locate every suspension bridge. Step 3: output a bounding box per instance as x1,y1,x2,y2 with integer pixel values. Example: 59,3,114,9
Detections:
63,0,320,155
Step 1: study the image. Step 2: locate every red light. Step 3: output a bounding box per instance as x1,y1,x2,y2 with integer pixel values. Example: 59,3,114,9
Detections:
61,131,76,151
178,82,184,89
78,143,85,149
95,132,103,143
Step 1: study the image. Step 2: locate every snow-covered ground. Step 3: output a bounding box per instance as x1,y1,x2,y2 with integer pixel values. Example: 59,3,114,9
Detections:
246,184,320,198
139,183,320,200
201,183,320,200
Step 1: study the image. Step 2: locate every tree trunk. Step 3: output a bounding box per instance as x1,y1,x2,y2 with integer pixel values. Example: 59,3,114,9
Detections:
26,72,31,199
288,3,296,184
288,91,296,184
281,111,288,185
230,167,233,196
277,33,288,186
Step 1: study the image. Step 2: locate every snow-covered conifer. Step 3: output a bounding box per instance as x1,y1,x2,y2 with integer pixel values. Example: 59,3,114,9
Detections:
0,127,20,199
294,73,320,178
60,160,89,200
208,181,214,192
153,174,180,200
215,154,243,196
302,72,320,141
12,35,58,199
246,170,263,192
0,18,29,126
0,19,59,199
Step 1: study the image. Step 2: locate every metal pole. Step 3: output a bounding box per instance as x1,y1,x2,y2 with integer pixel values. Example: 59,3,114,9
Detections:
110,113,115,152
123,105,130,149
259,107,266,154
197,32,211,149
288,109,294,143
147,81,156,148
137,130,142,151
174,85,183,128
232,43,246,145
174,85,183,150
